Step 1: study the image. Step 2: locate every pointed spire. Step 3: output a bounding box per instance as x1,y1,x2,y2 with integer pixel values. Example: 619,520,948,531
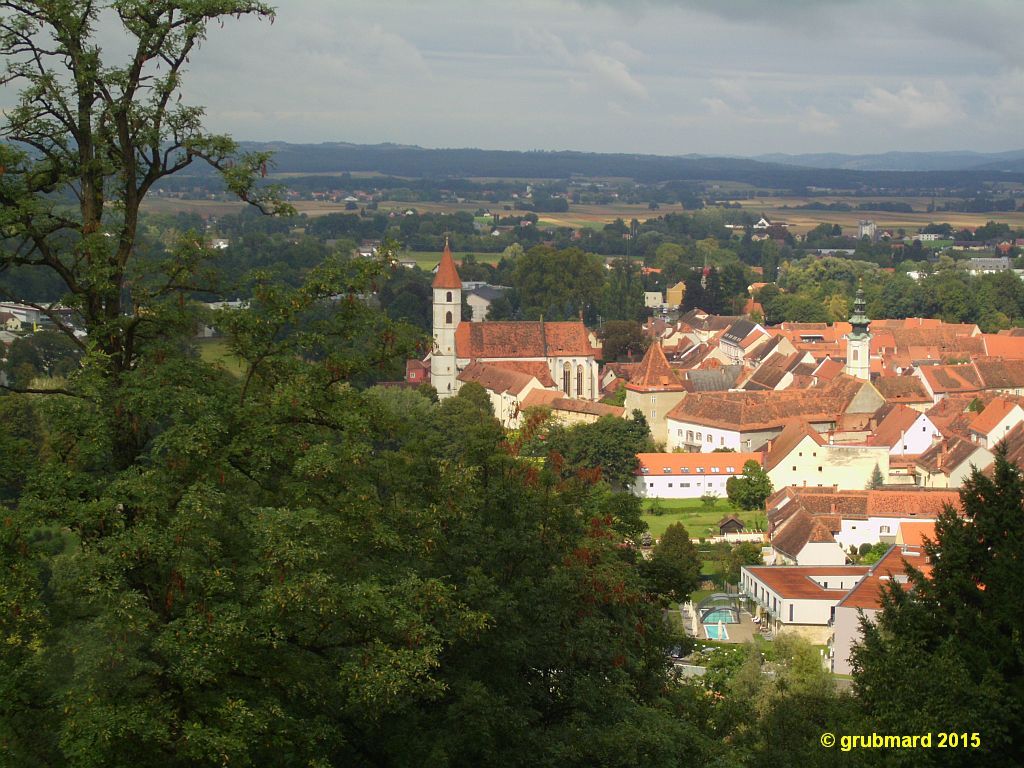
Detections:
629,341,685,391
849,280,869,336
432,236,462,290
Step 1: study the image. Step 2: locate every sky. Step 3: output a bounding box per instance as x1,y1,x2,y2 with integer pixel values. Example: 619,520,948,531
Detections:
117,1,1024,155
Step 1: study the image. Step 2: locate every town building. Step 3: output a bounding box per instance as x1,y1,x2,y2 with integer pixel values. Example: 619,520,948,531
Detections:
633,452,763,500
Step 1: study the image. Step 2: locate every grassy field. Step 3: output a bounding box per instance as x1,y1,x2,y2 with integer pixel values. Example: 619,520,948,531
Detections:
195,338,246,377
642,498,761,539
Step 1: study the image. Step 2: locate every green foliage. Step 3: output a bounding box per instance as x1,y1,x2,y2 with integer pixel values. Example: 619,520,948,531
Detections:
512,245,605,321
724,542,764,585
852,452,1024,766
599,320,649,362
543,411,653,491
640,523,701,603
866,462,884,490
725,460,774,511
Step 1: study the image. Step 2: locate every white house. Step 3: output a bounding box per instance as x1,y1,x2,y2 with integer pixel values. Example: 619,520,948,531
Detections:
831,545,929,675
633,452,763,500
967,397,1024,449
741,565,870,643
867,404,942,455
764,421,890,492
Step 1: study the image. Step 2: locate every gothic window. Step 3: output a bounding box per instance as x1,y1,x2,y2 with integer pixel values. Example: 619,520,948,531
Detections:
563,363,571,395
446,291,452,302
445,311,453,324
576,365,583,396
852,349,859,361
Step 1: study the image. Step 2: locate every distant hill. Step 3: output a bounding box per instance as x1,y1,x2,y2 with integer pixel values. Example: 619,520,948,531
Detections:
754,150,1024,172
220,141,1024,190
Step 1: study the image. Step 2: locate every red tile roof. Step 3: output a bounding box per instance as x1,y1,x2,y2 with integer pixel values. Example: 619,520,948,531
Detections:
488,360,557,388
666,374,872,432
873,376,932,404
636,452,763,476
432,240,463,290
983,334,1024,359
624,341,686,392
898,522,935,547
969,397,1020,436
456,361,539,396
868,404,924,448
455,320,594,359
745,566,870,600
837,546,931,610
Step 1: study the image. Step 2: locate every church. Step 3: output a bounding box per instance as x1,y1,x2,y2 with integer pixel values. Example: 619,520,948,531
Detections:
429,241,600,403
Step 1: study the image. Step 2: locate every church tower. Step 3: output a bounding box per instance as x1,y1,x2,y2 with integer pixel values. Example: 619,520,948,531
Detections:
431,238,462,398
844,286,871,381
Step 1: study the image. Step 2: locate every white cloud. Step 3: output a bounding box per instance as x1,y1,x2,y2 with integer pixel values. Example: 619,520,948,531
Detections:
580,52,648,100
853,83,964,129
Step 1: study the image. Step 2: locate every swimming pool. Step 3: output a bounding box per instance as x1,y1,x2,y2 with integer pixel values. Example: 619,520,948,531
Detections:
701,608,738,624
704,623,729,640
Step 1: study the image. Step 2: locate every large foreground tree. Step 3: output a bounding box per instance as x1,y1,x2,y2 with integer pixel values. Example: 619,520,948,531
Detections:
0,4,714,766
851,451,1024,767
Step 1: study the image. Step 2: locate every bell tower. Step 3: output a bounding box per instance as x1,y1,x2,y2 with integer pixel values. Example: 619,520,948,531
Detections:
844,286,871,381
431,238,462,398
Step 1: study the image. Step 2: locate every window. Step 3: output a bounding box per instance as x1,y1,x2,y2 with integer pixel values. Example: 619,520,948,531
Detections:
445,311,453,324
648,483,654,488
687,430,694,441
677,429,683,436
818,466,823,472
640,468,650,474
792,466,797,471
696,467,705,473
681,468,690,474
720,436,725,445
563,363,571,395
852,349,859,361
789,604,794,622
880,525,891,534
576,365,583,397
711,467,720,473
696,432,702,441
662,468,672,474
667,483,673,487
681,482,690,488
706,434,712,443
726,466,735,473
446,291,452,302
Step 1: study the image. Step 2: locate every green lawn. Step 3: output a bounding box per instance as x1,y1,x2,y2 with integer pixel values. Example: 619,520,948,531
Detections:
195,338,246,377
642,498,759,539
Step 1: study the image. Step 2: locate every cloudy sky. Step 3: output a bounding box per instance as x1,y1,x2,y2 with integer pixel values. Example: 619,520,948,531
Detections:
147,1,1024,155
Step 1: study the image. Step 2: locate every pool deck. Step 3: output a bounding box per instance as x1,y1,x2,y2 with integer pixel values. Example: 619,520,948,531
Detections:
681,603,758,644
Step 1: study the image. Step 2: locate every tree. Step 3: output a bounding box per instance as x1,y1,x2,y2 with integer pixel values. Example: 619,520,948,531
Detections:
851,451,1024,766
866,462,884,490
641,523,701,602
598,320,648,362
726,460,774,511
724,541,763,585
544,410,653,491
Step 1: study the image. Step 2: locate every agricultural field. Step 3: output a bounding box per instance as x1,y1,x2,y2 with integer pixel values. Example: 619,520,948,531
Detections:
401,250,501,270
736,195,1024,236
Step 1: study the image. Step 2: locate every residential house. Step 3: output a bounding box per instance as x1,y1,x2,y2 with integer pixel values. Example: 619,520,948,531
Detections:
831,545,930,674
456,361,554,428
741,565,870,643
665,374,884,453
764,421,890,492
633,452,763,500
867,404,942,455
915,436,994,488
967,397,1024,449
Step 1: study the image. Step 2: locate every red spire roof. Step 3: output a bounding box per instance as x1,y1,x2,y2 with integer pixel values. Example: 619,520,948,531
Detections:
624,341,685,392
432,239,462,290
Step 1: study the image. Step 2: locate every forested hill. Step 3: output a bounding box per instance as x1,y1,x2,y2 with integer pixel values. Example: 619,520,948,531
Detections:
233,141,1024,190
